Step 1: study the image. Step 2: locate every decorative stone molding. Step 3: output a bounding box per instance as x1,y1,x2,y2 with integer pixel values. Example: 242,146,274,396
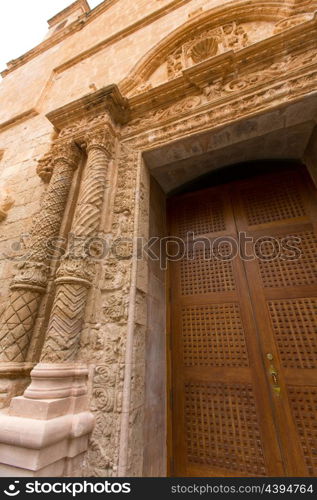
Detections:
0,140,82,404
274,13,313,33
166,21,249,80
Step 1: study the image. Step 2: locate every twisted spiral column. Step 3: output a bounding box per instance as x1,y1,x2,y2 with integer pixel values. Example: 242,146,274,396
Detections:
0,141,81,363
41,128,114,363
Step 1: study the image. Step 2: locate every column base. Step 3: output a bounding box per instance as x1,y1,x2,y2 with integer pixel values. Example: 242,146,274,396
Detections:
0,363,34,409
0,364,94,477
0,453,87,477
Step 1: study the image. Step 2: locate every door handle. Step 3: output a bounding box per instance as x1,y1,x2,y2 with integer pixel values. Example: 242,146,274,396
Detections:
266,353,281,395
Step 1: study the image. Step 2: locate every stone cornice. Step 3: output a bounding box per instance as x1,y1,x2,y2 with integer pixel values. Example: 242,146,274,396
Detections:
0,0,191,78
48,0,90,27
0,0,119,77
46,85,129,133
123,68,317,150
0,109,39,133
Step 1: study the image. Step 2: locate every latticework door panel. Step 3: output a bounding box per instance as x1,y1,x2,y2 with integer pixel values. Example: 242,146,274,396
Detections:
233,167,317,477
169,166,317,477
184,382,267,476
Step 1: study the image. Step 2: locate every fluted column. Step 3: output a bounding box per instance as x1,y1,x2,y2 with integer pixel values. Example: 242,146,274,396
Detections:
40,127,114,363
0,141,81,363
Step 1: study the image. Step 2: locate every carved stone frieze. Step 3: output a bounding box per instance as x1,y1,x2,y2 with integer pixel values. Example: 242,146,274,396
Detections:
123,46,317,143
85,127,116,157
56,257,96,286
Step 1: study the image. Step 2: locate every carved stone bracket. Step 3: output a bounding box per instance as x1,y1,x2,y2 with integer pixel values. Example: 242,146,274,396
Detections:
36,154,53,183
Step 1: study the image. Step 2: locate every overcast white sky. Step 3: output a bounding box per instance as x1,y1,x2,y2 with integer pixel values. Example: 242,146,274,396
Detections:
0,0,103,75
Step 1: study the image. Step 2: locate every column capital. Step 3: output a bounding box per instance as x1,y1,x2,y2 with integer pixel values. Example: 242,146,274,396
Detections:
55,256,95,288
36,140,82,182
11,261,49,293
84,127,116,157
51,140,82,169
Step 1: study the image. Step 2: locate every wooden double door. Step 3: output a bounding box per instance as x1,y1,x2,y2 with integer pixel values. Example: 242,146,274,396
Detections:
168,165,317,477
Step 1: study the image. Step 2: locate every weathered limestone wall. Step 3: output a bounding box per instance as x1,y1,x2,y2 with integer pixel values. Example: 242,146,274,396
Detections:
0,117,53,315
0,0,235,123
1,0,306,125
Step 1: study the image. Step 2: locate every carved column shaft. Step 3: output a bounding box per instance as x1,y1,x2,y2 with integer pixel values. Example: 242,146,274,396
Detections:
41,129,114,363
0,142,81,363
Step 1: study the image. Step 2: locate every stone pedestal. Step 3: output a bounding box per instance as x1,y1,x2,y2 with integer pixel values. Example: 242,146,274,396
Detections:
0,364,94,477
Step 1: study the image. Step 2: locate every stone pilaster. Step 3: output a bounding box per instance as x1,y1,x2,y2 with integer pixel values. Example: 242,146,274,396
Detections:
0,141,81,407
41,127,115,363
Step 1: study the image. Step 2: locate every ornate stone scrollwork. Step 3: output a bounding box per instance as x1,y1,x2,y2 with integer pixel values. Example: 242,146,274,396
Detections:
10,261,48,293
167,21,249,80
274,13,312,34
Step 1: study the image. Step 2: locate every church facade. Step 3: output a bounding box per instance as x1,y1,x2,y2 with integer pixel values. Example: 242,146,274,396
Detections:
0,0,316,477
